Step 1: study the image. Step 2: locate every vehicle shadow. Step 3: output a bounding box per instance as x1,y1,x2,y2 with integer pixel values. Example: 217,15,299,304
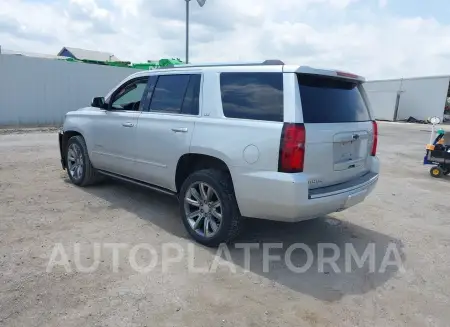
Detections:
67,178,188,239
75,178,405,302
226,218,404,301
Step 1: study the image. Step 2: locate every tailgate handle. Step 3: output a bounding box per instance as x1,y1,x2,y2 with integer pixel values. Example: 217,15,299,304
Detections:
171,128,188,133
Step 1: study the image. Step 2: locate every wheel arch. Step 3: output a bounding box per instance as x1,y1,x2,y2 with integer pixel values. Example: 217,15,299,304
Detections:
60,130,84,167
175,152,234,193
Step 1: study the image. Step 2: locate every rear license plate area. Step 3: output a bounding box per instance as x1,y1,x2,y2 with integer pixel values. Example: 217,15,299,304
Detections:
333,140,365,171
336,140,357,161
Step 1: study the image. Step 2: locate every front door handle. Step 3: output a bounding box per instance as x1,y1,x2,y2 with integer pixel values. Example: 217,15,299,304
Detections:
122,122,134,128
171,128,188,133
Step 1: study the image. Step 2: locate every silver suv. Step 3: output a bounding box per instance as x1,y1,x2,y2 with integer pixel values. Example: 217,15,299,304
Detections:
58,60,379,246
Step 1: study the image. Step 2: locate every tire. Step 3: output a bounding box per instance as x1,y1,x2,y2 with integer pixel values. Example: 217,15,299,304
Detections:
66,135,100,186
179,169,244,247
430,166,443,178
444,169,450,176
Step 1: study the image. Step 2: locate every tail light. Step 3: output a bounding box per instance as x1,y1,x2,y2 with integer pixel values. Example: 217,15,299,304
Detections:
278,123,306,173
371,120,378,156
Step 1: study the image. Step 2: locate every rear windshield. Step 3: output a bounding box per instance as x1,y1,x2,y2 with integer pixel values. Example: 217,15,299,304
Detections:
297,74,371,123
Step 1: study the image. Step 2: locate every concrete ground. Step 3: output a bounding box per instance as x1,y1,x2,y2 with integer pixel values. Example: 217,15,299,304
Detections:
1,122,450,327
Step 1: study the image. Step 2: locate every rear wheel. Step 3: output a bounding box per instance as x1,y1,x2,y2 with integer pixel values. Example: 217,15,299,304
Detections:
179,169,243,247
430,166,443,178
66,135,100,186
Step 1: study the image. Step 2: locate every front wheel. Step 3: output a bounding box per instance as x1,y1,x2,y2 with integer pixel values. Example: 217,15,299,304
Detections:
179,169,243,247
66,135,100,186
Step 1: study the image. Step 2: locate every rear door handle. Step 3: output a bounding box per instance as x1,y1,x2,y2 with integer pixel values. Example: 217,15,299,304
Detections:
122,122,134,128
171,128,188,133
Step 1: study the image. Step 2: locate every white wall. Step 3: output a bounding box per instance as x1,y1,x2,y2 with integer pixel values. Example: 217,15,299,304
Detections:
364,80,402,120
396,77,449,121
0,55,142,126
364,76,449,121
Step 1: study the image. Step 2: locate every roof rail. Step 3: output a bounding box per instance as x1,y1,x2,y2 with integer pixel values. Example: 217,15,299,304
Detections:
156,59,285,69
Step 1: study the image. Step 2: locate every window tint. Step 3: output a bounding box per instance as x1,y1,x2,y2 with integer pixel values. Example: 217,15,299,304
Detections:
181,75,201,115
149,75,190,113
141,75,158,112
220,73,283,122
297,74,370,123
111,78,148,111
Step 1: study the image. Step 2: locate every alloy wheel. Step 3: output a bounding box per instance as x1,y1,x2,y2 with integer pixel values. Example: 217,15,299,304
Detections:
184,182,223,238
67,143,84,181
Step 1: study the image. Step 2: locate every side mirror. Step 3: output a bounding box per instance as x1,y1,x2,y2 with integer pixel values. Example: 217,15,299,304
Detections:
91,97,106,108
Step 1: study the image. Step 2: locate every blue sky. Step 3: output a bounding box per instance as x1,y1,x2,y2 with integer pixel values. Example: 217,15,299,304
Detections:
387,0,450,23
2,0,450,79
347,0,450,22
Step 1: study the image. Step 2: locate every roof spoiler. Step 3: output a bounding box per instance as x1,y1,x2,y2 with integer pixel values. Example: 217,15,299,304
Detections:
292,66,366,82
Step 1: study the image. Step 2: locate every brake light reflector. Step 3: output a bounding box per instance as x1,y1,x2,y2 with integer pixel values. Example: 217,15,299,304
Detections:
371,121,378,156
336,71,360,79
279,123,306,173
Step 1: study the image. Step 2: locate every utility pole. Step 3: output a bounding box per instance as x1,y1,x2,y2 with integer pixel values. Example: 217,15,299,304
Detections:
185,0,206,64
185,0,190,64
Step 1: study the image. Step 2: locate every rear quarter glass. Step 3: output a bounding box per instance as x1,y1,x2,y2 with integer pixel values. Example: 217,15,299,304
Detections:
297,74,370,124
220,72,284,122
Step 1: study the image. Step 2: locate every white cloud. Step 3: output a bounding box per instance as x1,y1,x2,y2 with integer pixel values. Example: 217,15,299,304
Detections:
1,0,450,79
379,0,388,8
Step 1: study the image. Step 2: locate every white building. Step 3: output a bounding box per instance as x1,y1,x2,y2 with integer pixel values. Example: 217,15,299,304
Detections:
364,75,450,122
0,52,140,126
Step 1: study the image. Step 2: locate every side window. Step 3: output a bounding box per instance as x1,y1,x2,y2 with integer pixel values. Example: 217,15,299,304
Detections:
110,78,149,111
181,74,201,115
220,72,283,122
149,75,190,113
140,75,158,112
